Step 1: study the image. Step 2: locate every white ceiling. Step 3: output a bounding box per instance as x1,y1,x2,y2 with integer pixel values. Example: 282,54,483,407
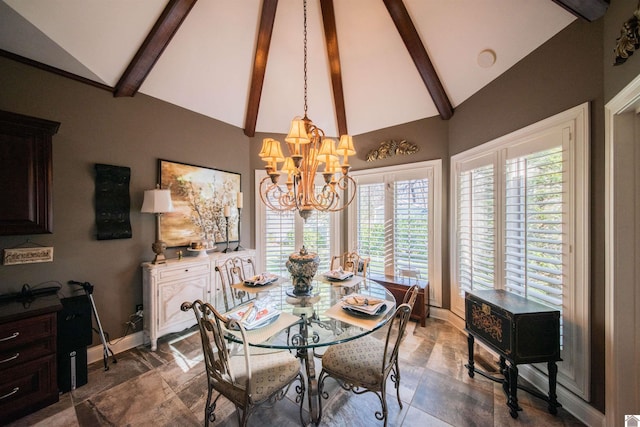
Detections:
0,0,576,137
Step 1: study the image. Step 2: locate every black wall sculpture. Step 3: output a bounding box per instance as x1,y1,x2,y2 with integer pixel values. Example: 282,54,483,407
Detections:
94,164,132,240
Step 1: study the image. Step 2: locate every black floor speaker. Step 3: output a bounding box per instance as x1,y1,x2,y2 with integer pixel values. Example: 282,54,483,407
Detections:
57,295,93,392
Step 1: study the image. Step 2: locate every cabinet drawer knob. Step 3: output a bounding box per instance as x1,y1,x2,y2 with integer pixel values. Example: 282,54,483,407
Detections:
0,387,19,400
0,332,19,342
0,352,19,364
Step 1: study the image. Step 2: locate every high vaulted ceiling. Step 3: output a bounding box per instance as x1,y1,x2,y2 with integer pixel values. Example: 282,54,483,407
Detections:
0,0,584,138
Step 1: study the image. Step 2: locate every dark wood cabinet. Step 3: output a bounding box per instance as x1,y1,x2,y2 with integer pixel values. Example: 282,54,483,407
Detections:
0,295,62,423
0,109,60,235
369,274,429,326
465,289,561,418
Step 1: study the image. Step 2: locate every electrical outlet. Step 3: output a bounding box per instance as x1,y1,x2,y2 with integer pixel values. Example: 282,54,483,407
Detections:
135,304,143,312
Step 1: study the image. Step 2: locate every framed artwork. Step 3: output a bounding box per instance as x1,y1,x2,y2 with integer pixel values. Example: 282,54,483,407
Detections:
158,159,241,248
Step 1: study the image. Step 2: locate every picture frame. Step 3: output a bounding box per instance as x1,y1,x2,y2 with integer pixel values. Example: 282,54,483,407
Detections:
3,247,54,265
158,159,241,248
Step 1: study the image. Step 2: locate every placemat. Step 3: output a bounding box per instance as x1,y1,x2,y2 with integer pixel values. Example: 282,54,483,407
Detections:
224,311,300,345
324,301,394,331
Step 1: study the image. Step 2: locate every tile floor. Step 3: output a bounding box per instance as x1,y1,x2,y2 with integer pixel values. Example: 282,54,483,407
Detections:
6,318,586,426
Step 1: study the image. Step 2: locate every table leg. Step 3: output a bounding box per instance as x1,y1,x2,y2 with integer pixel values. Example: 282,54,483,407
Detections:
466,333,475,377
294,316,321,425
547,361,560,415
507,363,521,418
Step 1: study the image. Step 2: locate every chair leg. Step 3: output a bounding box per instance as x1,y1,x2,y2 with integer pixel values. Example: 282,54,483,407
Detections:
374,386,389,427
317,370,329,423
239,408,249,427
393,359,403,409
204,387,222,427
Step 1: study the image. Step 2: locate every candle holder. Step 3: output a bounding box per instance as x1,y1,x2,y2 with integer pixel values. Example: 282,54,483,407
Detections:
234,207,244,251
222,214,231,253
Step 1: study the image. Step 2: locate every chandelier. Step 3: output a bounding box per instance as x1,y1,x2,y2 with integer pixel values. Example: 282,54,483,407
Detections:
258,0,356,221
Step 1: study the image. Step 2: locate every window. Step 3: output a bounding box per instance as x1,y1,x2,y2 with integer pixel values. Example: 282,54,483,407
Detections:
349,160,442,307
450,103,590,399
255,172,339,276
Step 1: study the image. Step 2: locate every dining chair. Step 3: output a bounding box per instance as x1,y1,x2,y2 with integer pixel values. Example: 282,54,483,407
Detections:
330,251,370,277
181,299,305,427
399,268,420,281
317,299,415,426
215,257,253,312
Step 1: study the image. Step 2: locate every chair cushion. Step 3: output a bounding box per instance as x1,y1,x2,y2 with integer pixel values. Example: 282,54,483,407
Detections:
227,350,300,403
322,336,385,388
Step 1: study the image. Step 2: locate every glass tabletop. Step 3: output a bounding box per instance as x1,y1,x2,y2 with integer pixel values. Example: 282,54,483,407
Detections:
222,277,396,350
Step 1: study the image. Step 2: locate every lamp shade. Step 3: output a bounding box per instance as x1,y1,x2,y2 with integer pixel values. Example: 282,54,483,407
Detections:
141,189,174,213
285,117,310,145
337,135,356,156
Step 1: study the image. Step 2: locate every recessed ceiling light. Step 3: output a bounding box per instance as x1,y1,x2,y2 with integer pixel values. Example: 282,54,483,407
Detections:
477,49,496,68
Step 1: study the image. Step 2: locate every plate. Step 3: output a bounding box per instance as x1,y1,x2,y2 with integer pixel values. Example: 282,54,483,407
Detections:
341,303,387,318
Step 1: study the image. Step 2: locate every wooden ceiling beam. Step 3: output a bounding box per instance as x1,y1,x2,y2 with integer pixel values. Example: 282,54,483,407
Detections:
382,0,453,120
244,0,279,137
114,0,198,98
320,0,348,137
551,0,609,22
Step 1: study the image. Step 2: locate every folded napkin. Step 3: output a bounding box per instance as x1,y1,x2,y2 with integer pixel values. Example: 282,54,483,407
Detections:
228,297,280,329
324,267,354,280
245,273,278,286
343,295,384,307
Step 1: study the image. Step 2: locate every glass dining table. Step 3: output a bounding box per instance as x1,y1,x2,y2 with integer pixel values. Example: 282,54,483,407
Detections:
220,275,397,425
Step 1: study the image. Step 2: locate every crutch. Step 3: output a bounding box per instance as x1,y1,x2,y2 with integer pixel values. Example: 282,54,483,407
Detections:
68,280,117,370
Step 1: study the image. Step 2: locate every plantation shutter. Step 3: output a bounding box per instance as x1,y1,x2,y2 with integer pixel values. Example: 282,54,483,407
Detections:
504,145,565,310
393,178,429,277
303,207,332,273
457,163,495,291
356,182,386,276
264,208,295,276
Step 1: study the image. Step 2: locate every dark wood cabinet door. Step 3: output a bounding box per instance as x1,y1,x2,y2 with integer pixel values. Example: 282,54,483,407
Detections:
0,110,59,235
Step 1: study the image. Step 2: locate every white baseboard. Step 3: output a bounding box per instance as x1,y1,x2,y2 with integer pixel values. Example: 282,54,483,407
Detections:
518,365,604,427
427,307,604,427
87,331,144,365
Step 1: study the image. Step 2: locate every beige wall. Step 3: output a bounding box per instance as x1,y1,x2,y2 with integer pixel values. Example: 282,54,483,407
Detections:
0,56,253,340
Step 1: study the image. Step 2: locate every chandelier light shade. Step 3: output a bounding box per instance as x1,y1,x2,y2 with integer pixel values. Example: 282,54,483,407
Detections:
258,0,356,221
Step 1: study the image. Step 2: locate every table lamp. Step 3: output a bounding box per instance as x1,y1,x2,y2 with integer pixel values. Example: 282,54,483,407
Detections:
141,186,174,264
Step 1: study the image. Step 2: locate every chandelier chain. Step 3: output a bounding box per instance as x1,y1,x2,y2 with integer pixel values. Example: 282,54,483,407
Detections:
303,0,308,117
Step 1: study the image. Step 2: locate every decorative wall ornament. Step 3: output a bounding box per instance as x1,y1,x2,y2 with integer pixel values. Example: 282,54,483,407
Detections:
3,246,54,265
366,139,419,162
614,1,640,65
95,164,132,240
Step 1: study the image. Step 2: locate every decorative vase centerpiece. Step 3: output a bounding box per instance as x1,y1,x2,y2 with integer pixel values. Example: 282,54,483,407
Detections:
286,246,320,296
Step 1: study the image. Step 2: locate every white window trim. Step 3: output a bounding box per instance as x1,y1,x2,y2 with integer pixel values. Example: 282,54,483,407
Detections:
348,159,443,308
254,170,341,273
450,102,590,400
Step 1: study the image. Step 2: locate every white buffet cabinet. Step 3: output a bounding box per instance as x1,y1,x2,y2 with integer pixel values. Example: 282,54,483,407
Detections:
141,249,256,350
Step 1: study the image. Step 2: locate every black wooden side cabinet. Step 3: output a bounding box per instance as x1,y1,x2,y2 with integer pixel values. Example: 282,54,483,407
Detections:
464,289,562,418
